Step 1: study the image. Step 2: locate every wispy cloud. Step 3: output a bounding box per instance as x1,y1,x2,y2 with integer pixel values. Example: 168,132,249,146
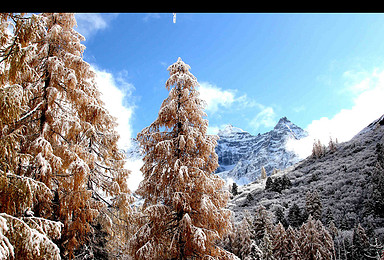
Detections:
197,82,259,113
92,66,145,191
92,66,136,150
293,105,306,113
198,81,276,132
124,158,143,192
75,13,118,39
249,105,277,131
287,67,384,159
197,82,237,113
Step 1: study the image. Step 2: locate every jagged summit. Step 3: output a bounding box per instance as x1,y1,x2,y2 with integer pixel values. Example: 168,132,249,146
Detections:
274,117,295,131
215,117,307,185
276,116,290,125
274,117,306,140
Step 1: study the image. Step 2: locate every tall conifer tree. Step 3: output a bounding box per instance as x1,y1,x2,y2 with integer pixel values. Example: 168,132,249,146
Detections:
0,13,133,259
132,58,234,259
298,216,334,260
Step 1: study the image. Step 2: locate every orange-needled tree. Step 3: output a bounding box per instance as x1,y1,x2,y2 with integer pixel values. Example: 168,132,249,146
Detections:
131,58,235,259
0,13,134,259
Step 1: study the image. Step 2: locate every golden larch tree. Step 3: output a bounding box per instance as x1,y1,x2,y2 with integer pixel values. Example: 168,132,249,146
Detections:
0,13,63,260
261,166,267,180
0,13,134,259
131,58,235,259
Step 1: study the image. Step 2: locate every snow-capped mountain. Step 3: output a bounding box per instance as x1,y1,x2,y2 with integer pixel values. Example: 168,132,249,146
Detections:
228,113,384,241
125,117,307,187
215,117,307,185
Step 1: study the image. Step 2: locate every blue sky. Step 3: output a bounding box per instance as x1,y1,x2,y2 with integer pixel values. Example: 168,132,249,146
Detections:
75,13,384,160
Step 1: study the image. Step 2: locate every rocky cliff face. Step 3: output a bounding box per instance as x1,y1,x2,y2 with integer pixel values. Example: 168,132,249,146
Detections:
215,117,307,185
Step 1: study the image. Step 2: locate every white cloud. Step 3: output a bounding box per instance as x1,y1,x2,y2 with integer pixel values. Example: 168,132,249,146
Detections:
197,82,236,113
92,66,135,150
75,13,118,39
124,158,144,192
197,82,259,113
287,68,384,159
249,105,277,131
197,81,275,133
93,66,145,191
207,125,221,135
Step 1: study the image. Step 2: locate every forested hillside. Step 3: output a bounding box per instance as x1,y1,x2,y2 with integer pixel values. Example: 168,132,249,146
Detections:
226,114,384,259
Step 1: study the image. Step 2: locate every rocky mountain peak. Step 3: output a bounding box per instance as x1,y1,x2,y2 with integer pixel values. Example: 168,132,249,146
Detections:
215,117,307,185
275,116,290,126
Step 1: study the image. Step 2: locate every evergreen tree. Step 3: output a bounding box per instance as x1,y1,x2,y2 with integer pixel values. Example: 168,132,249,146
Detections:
305,189,322,220
265,175,291,193
287,203,305,228
265,177,273,191
274,207,288,229
252,205,273,243
231,182,238,196
245,242,263,260
281,175,292,189
132,58,234,259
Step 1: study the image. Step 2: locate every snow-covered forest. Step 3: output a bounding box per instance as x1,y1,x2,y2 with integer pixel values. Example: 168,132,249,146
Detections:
1,12,384,260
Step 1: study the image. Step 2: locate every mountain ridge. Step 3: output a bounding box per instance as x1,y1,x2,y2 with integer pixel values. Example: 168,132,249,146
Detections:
215,117,307,185
228,113,384,240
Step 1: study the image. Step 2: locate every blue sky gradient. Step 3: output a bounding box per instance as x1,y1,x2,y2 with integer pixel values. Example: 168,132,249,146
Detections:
76,12,384,142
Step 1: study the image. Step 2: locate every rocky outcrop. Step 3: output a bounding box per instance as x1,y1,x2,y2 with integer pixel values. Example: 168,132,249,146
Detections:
215,117,307,185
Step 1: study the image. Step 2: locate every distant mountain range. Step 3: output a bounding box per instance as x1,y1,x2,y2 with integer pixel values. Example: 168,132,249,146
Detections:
215,117,307,185
125,117,307,186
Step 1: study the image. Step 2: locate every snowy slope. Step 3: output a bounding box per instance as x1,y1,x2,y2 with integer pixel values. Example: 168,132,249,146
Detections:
228,114,384,240
215,117,307,185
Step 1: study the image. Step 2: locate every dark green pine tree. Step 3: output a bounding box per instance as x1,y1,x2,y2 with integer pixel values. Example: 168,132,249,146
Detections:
305,189,322,220
287,203,305,228
231,182,238,196
274,207,288,229
252,205,273,243
265,177,273,191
